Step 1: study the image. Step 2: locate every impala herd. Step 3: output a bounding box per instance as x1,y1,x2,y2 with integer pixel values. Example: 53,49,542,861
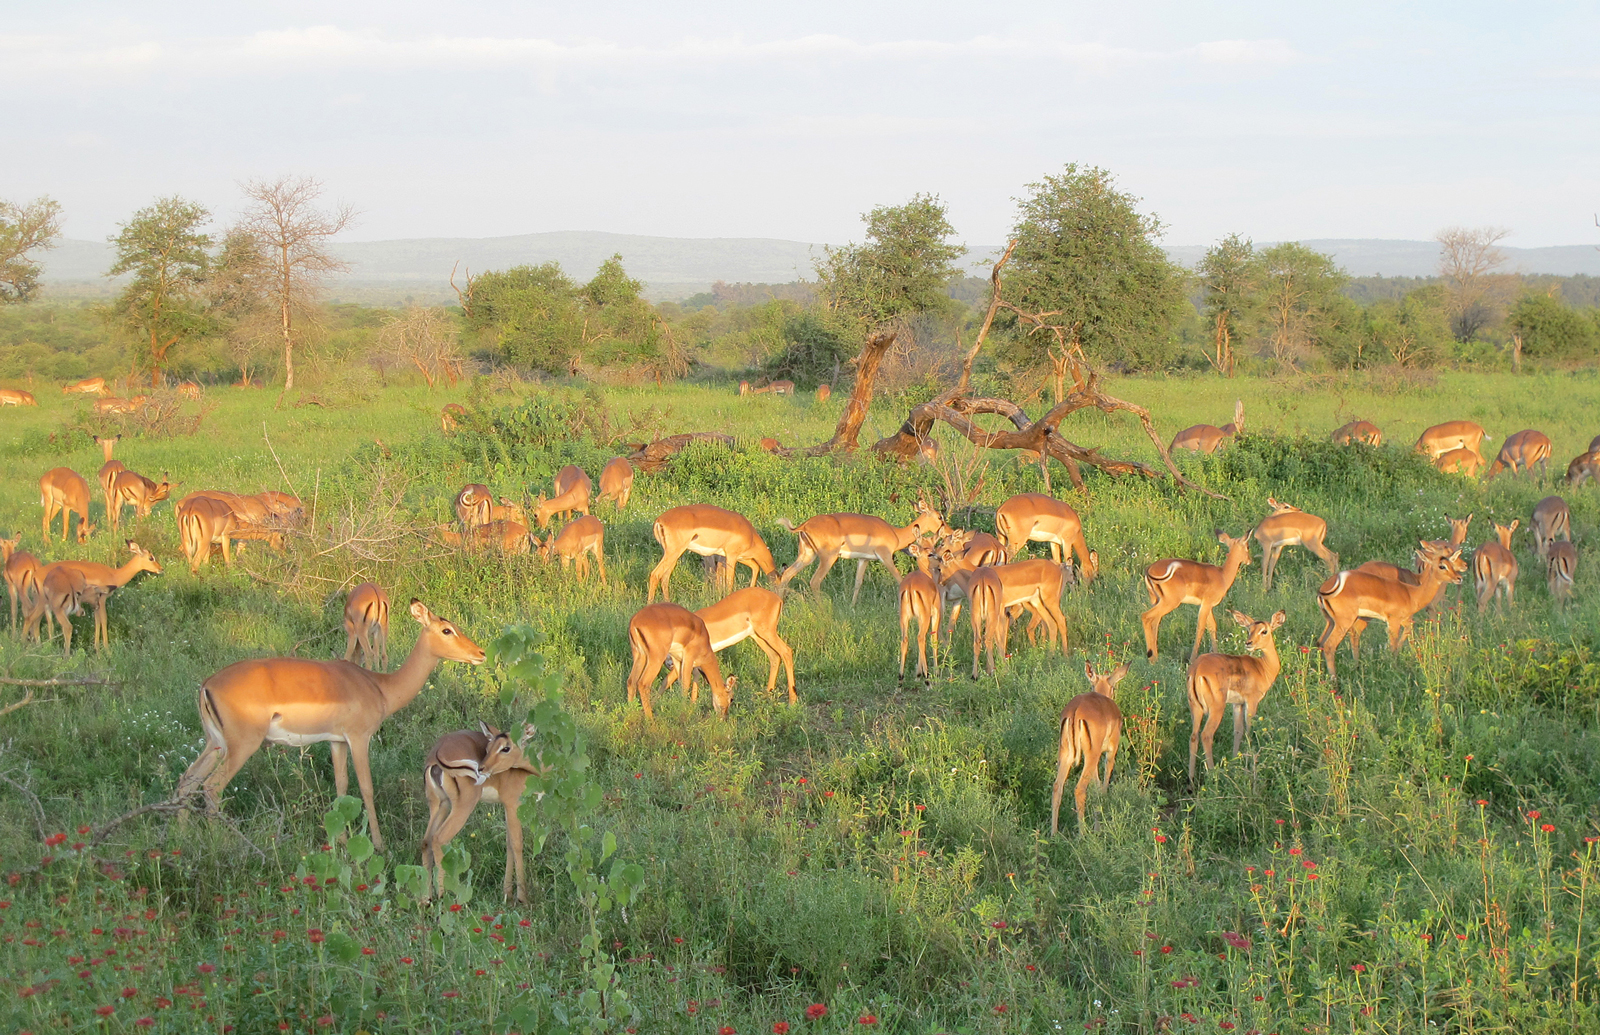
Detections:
1,390,1595,898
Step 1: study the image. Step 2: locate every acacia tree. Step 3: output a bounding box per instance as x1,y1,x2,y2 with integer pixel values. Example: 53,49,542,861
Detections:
1436,226,1510,342
1195,234,1262,377
1004,166,1187,396
1258,242,1348,368
108,197,212,385
0,196,63,304
377,306,463,388
234,177,354,391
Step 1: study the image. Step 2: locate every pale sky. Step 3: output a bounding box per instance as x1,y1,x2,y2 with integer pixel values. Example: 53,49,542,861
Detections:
6,1,1598,248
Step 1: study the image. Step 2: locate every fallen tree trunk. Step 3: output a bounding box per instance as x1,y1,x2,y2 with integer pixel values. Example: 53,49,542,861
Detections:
626,432,737,473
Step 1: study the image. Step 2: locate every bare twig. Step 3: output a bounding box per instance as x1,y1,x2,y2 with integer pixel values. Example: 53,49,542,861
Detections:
0,676,117,688
0,769,47,840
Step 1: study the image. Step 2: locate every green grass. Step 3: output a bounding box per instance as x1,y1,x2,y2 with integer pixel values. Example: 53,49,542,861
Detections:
1,369,1599,1033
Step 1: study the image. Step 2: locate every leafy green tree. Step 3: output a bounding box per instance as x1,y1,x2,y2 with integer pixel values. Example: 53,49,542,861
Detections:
814,193,964,330
108,196,213,385
1364,285,1452,368
765,309,856,386
1195,233,1262,376
1256,242,1349,368
467,262,586,374
1004,165,1188,388
1508,292,1598,361
0,196,63,304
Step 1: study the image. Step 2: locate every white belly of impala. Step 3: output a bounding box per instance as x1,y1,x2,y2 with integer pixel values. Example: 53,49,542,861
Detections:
264,718,345,748
1356,606,1388,620
479,785,502,804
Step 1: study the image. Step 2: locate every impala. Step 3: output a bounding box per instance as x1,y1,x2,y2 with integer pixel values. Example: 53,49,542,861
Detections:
1315,546,1465,677
1187,610,1285,784
420,722,545,903
62,377,108,396
775,498,945,603
1474,520,1519,612
1530,496,1571,562
40,468,93,543
438,519,531,556
1435,448,1484,477
489,497,527,525
1415,421,1489,460
29,541,162,652
665,587,796,704
440,402,465,433
1252,498,1338,591
177,381,202,399
1567,451,1600,487
94,434,124,510
343,582,390,669
535,515,606,582
647,505,775,603
1330,420,1382,446
23,565,90,655
898,540,941,685
936,563,1008,678
1486,430,1553,479
1050,661,1126,834
176,600,484,851
93,396,143,415
994,493,1099,580
1353,515,1470,613
816,384,831,404
625,602,733,719
1171,400,1244,454
936,545,1071,657
0,389,36,407
1547,541,1577,604
598,458,634,510
181,497,286,571
534,466,592,528
3,534,39,636
454,484,493,530
1141,532,1252,662
110,470,174,531
941,529,1006,568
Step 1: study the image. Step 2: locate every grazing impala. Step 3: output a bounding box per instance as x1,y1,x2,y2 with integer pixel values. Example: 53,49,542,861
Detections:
1435,448,1484,477
177,381,202,399
343,582,390,669
775,497,945,603
1531,496,1571,563
1315,546,1465,677
994,493,1099,581
534,515,606,583
936,544,1072,657
665,587,796,704
1050,661,1127,835
1486,430,1553,479
39,468,93,543
1415,421,1489,460
175,600,485,851
454,484,493,530
3,534,39,636
647,505,775,603
94,434,124,509
1547,541,1577,604
29,541,162,653
1141,532,1252,662
181,497,286,571
534,466,592,528
1187,610,1285,784
1330,420,1382,446
942,529,1006,568
1474,520,1519,612
898,540,941,685
1252,498,1338,591
110,470,174,531
23,565,90,655
439,519,531,556
440,403,465,433
420,722,546,903
598,457,634,510
0,388,36,407
62,377,108,396
1354,515,1471,613
1171,400,1244,454
625,602,734,719
816,384,831,404
937,564,1008,678
1567,451,1600,487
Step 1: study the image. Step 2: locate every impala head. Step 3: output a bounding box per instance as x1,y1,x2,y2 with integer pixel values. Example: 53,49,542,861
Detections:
1229,610,1286,653
411,599,486,665
1217,531,1252,565
1416,545,1467,584
1084,661,1130,697
1446,513,1472,544
471,721,531,785
747,538,776,578
1265,497,1300,514
1083,549,1100,582
150,473,176,504
1493,520,1518,548
909,496,944,536
75,521,96,545
125,541,163,576
0,531,18,560
93,433,120,459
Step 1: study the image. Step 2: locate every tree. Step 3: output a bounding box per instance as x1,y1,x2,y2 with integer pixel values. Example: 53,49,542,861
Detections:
107,197,212,385
814,193,965,330
1507,291,1598,362
234,177,354,391
1436,226,1511,342
1195,234,1262,377
1364,285,1452,368
0,196,63,304
1257,243,1348,368
466,262,587,374
377,306,463,388
1004,165,1188,392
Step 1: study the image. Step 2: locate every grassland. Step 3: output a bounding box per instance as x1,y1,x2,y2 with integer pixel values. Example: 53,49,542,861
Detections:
1,368,1598,1033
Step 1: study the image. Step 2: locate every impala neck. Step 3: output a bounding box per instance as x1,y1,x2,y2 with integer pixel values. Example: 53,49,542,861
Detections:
1218,549,1247,591
1257,634,1282,686
372,635,445,715
104,556,150,589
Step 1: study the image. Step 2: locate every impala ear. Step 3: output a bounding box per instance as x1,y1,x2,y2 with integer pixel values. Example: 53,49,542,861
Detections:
1084,661,1097,682
1269,610,1287,630
478,720,494,738
1230,610,1253,628
1109,662,1130,686
409,599,430,623
1509,519,1520,532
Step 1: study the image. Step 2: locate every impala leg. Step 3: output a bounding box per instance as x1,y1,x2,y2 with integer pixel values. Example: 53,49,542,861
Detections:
505,796,527,903
594,545,608,586
422,783,482,900
1042,597,1070,656
647,546,685,603
58,603,72,657
776,540,818,595
345,738,385,853
1187,698,1204,786
1142,600,1177,661
329,741,350,799
94,598,107,650
1189,605,1212,663
991,606,1009,675
806,552,840,596
1101,726,1119,791
1200,698,1225,772
1261,545,1276,592
636,654,666,721
344,623,359,662
1075,742,1096,830
899,607,912,682
419,777,450,901
850,559,870,605
198,735,266,816
1049,747,1070,837
1232,702,1246,757
1348,619,1366,659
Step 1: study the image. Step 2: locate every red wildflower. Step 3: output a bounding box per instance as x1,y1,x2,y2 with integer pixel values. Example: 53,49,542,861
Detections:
1542,824,1556,833
361,946,375,955
1351,963,1366,973
774,1024,791,1034
317,1016,334,1027
45,834,67,847
96,1005,115,1017
994,1004,1008,1015
441,990,461,998
1180,1014,1197,1023
1161,945,1173,954
1288,847,1301,856
1528,810,1541,819
720,1027,737,1035
1223,931,1251,950
991,921,1007,930
806,1004,828,1020
121,987,138,998
399,957,414,964
135,1020,155,1029
673,936,685,944
154,998,172,1008
449,904,463,912
196,963,216,974
1025,964,1037,972
307,930,325,944
858,1016,877,1026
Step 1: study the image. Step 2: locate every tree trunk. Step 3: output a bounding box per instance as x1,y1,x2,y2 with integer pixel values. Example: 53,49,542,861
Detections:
280,245,295,391
1512,334,1523,374
803,330,896,455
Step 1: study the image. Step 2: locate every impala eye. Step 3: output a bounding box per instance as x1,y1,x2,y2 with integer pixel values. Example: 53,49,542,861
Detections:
442,627,454,635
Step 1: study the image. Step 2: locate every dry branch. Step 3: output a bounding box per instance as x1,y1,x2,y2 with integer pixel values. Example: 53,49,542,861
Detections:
626,432,737,473
0,676,117,688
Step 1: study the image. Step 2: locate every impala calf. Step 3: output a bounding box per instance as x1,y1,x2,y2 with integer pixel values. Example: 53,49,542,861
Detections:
666,587,796,703
775,497,945,603
1188,611,1285,784
1486,430,1552,479
941,529,1007,568
626,602,733,719
535,515,607,583
648,505,774,603
598,457,634,510
176,600,485,852
1530,496,1571,562
1547,541,1577,604
420,722,545,903
1416,421,1489,460
1171,400,1244,454
1474,520,1519,612
343,582,390,669
1142,532,1252,662
1435,448,1484,477
40,468,93,543
1315,546,1464,677
994,493,1099,580
1252,498,1338,591
23,565,88,656
1051,661,1126,834
1330,420,1382,446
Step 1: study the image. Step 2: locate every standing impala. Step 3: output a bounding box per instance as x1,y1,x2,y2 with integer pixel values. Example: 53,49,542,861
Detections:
899,540,942,685
1474,520,1519,612
1566,451,1600,488
1141,532,1252,662
599,458,634,510
625,602,733,719
664,587,796,704
1486,430,1552,479
343,582,390,669
1171,400,1244,454
994,493,1098,581
40,468,93,543
1530,496,1570,562
775,497,945,603
181,497,285,571
1315,545,1464,677
28,542,162,653
1547,541,1577,604
535,515,607,583
420,722,546,904
1415,421,1489,460
1330,420,1382,446
1252,498,1338,591
647,505,774,603
534,467,592,528
936,545,1071,657
3,534,39,637
109,470,174,531
1187,610,1285,785
176,600,484,852
1051,661,1126,835
936,563,1008,679
94,435,123,510
1354,514,1470,612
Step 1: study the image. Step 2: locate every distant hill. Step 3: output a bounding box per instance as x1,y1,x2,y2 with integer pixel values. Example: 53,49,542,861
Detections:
35,232,1600,304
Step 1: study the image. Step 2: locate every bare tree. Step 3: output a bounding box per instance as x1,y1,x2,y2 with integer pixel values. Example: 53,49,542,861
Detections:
1435,226,1510,342
377,306,463,389
234,177,355,391
0,196,63,304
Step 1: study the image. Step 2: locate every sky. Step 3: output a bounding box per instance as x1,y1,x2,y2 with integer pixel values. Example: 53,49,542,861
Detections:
5,1,1598,248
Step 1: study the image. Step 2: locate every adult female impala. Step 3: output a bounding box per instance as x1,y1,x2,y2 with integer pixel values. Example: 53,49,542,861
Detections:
3,534,38,637
1486,430,1553,479
1567,451,1600,487
109,470,174,531
27,542,162,653
1415,421,1489,460
1141,532,1252,662
534,467,592,528
936,564,1007,678
62,377,108,396
1474,520,1519,612
775,498,944,603
1315,546,1464,677
94,435,123,510
664,587,796,704
625,602,733,719
39,468,93,543
599,458,634,511
1171,400,1244,454
535,515,606,583
420,722,545,903
0,389,37,407
175,600,484,852
1187,610,1285,785
1531,496,1571,563
1435,448,1485,477
454,484,492,530
1051,661,1126,835
343,582,390,669
181,497,285,571
936,545,1071,657
1354,514,1470,613
1330,420,1382,446
647,505,775,603
1547,541,1577,604
994,493,1099,581
1252,498,1338,591
898,540,941,685
439,519,530,555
